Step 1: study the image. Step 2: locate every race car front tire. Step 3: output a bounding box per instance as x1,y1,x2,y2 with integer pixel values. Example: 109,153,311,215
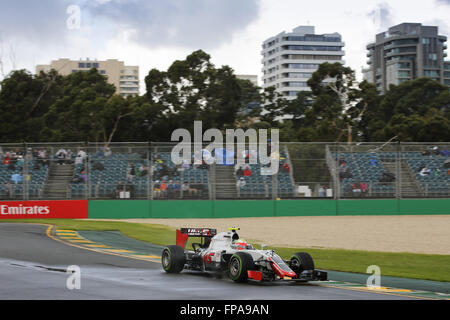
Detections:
161,245,186,273
289,252,315,274
228,252,254,283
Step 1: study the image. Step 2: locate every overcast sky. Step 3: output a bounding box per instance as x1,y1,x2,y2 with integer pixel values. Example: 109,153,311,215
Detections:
0,0,449,91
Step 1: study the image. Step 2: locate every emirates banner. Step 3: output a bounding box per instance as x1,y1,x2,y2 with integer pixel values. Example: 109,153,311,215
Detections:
0,200,88,219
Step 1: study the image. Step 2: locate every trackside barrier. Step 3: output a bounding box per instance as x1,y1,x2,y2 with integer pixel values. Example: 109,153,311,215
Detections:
0,199,448,220
0,200,88,219
88,199,450,219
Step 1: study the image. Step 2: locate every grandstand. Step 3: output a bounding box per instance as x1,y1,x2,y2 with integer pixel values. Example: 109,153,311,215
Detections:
0,142,448,200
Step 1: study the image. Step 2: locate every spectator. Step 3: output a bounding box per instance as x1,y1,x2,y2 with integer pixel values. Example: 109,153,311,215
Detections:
337,155,347,166
419,167,431,176
38,148,49,167
124,181,134,198
160,180,168,198
379,172,395,185
236,177,246,198
167,180,175,198
369,157,378,166
243,165,252,177
352,180,362,197
4,181,13,199
96,148,105,158
360,181,369,196
75,155,84,166
418,163,426,172
55,148,68,165
153,180,161,198
77,149,87,160
71,175,83,184
281,162,290,173
440,148,450,157
339,164,352,180
181,181,195,198
235,166,244,177
2,154,10,166
443,159,450,169
7,160,16,171
421,148,431,156
11,173,23,184
79,170,87,183
138,164,148,176
318,185,326,197
431,146,440,155
104,147,112,157
115,181,124,198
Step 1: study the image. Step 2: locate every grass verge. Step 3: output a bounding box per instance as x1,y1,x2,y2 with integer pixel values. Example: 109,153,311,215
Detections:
1,219,449,282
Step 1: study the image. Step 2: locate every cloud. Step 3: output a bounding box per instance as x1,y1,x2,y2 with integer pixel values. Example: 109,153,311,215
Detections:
82,0,261,49
0,0,72,43
436,0,450,5
0,0,261,54
366,2,394,32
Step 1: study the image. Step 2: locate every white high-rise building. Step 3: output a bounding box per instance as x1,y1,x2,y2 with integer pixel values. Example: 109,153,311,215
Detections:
261,26,345,100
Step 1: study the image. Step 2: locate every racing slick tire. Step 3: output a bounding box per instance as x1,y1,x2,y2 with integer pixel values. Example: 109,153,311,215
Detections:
228,252,255,283
289,252,315,274
161,245,186,273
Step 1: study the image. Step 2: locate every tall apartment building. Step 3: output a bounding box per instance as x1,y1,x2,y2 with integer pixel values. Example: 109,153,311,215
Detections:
444,61,450,86
36,58,139,97
363,23,448,93
262,26,345,100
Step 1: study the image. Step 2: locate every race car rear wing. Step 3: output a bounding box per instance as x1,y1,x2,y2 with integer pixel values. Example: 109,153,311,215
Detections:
176,228,217,249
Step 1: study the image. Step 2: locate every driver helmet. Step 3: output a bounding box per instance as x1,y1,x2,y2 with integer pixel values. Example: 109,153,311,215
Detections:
234,239,249,250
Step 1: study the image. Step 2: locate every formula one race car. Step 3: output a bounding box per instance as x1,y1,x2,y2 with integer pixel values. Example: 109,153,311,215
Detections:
161,227,327,283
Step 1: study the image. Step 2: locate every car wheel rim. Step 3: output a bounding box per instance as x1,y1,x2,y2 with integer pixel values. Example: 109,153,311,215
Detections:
230,258,240,277
162,251,170,268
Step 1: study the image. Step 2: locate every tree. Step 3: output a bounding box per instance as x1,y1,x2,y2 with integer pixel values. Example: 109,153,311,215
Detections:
361,78,450,142
43,69,116,141
0,69,63,142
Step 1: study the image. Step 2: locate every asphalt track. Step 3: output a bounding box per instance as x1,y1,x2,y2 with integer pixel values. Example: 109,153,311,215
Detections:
0,223,427,300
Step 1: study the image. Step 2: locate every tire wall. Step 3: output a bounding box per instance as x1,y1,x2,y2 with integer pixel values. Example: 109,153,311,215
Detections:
87,199,450,219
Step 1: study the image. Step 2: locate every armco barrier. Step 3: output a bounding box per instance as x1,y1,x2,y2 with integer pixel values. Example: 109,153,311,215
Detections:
87,199,450,219
0,200,88,219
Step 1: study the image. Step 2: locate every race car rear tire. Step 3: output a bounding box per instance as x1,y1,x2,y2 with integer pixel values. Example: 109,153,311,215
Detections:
161,245,186,273
228,252,254,283
289,252,315,274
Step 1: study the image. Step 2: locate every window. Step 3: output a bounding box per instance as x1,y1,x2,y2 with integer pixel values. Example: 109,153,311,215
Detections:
78,63,85,68
283,45,341,51
397,62,410,69
424,70,439,77
283,36,341,42
93,63,99,68
285,63,319,69
100,70,106,75
422,38,430,45
397,71,410,78
428,53,437,61
287,72,313,78
287,54,341,61
286,81,308,87
86,63,91,68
